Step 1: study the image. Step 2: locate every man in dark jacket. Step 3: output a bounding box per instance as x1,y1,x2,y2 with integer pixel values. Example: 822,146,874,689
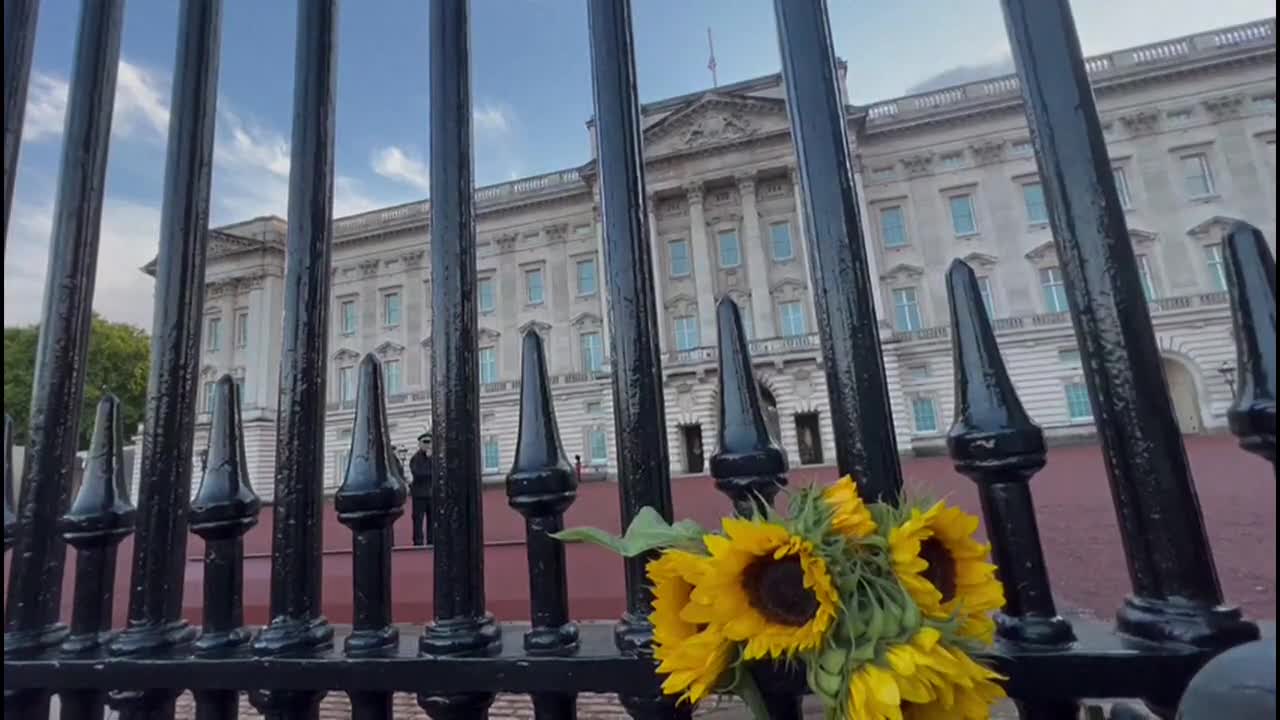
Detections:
408,431,433,546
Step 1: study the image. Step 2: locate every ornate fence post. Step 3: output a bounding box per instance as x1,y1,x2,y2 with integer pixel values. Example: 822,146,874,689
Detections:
507,330,580,720
189,376,261,720
58,396,137,720
946,260,1077,719
2,0,40,255
3,415,16,552
1223,223,1276,466
5,9,125,719
337,355,407,720
709,298,798,720
771,0,903,503
1000,0,1258,650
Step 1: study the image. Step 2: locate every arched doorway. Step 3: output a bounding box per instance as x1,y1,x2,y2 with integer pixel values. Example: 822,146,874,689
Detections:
1162,356,1203,434
758,383,782,446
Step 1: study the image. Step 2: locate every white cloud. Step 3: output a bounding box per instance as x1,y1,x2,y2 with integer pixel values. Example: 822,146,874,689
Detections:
22,72,68,142
369,145,430,193
473,103,511,134
3,198,160,329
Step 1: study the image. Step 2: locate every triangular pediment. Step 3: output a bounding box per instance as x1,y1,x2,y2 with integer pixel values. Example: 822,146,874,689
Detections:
374,341,405,358
1186,215,1247,238
520,320,553,335
643,94,788,157
1129,227,1158,245
961,252,999,268
333,348,361,363
1024,240,1058,262
879,263,925,281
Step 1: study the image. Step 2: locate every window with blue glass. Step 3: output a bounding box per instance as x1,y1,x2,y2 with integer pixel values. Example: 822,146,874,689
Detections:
382,291,401,327
1204,243,1226,291
340,299,357,335
478,277,495,313
478,347,498,384
912,397,938,433
525,268,544,305
779,301,806,337
880,206,907,248
589,428,608,464
580,331,604,372
1023,182,1048,224
718,229,741,268
669,239,691,277
769,222,794,260
483,437,501,472
1040,267,1069,313
576,258,597,296
948,194,978,236
674,315,699,351
892,287,922,332
384,359,402,395
1065,382,1093,421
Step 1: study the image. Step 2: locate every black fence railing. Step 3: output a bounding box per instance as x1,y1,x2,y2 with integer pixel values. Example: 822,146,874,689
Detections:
3,1,1276,719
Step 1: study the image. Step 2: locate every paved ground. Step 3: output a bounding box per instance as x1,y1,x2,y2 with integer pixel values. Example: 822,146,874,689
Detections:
6,432,1275,626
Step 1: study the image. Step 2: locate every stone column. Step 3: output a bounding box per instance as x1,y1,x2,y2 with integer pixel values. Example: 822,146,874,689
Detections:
248,280,270,410
593,200,612,363
737,172,775,337
685,182,717,347
850,165,886,324
647,194,667,351
789,167,818,331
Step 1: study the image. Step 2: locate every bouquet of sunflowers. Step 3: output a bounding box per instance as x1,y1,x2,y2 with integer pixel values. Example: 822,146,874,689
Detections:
555,477,1007,720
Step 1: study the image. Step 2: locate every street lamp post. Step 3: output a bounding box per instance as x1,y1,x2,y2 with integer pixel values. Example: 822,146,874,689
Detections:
1218,361,1237,398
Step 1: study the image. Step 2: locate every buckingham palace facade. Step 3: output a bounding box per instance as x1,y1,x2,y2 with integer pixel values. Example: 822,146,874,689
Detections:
140,19,1277,499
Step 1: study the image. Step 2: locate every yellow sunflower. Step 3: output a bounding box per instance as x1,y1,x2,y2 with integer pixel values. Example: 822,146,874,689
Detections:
822,475,878,539
888,502,1004,644
846,628,1006,720
685,518,839,660
646,550,733,704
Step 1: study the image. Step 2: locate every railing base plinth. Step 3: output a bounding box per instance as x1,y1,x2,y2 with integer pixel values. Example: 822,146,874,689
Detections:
525,622,580,656
419,614,501,657
109,619,197,657
108,687,182,720
252,616,334,656
417,692,495,720
194,627,254,657
997,612,1077,648
1117,596,1259,650
613,612,654,656
618,692,692,720
345,626,400,657
247,688,324,720
2,688,52,720
2,624,68,658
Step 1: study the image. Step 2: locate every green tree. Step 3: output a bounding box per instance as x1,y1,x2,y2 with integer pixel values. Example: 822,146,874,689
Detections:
4,314,151,451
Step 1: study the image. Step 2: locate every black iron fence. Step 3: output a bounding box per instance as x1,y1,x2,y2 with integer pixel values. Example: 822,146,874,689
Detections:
3,0,1276,719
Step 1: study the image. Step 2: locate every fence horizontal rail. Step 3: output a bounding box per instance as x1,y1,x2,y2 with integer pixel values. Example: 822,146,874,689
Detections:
1,621,1222,701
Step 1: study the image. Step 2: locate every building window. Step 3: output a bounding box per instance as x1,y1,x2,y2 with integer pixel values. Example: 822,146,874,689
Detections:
580,331,604,372
1023,182,1048,224
1058,349,1081,364
1181,153,1215,198
1113,167,1133,209
736,302,753,340
669,239,691,277
1204,243,1226,291
478,347,498,384
1040,267,1069,313
576,258,597,296
1065,382,1093,421
977,276,996,318
478,278,495,313
340,299,357,335
948,194,978,236
769,222,794,261
589,428,608,464
382,291,402,327
525,268,544,305
483,437,501,472
912,397,938,434
673,315,699,351
940,151,965,170
779,301,806,337
204,381,216,412
235,311,249,348
891,287,922,332
870,165,897,182
717,229,741,268
384,359,402,395
1010,139,1033,158
339,365,356,403
586,400,603,416
335,448,350,484
1136,254,1157,300
880,206,907,248
206,317,222,352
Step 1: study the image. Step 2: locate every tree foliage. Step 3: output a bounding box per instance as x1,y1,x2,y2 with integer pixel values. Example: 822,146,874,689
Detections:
4,314,151,451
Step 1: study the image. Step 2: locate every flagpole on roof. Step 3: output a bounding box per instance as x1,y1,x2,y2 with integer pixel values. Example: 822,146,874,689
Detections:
707,27,718,88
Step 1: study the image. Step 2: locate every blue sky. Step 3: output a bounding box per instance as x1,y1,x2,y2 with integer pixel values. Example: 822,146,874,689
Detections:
4,0,1272,327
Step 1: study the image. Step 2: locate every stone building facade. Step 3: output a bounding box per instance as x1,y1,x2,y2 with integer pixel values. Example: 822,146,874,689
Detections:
140,19,1277,499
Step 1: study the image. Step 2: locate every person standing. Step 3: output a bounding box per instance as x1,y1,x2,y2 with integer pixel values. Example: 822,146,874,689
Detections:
409,431,434,546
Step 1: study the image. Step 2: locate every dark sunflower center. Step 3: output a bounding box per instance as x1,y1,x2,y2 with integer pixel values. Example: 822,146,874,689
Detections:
743,555,819,627
919,538,957,603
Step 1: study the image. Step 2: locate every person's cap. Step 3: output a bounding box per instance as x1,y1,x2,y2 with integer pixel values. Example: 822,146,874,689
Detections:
418,431,432,443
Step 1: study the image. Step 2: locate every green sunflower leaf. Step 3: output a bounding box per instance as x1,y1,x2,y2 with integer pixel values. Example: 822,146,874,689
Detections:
551,506,705,557
734,667,771,720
